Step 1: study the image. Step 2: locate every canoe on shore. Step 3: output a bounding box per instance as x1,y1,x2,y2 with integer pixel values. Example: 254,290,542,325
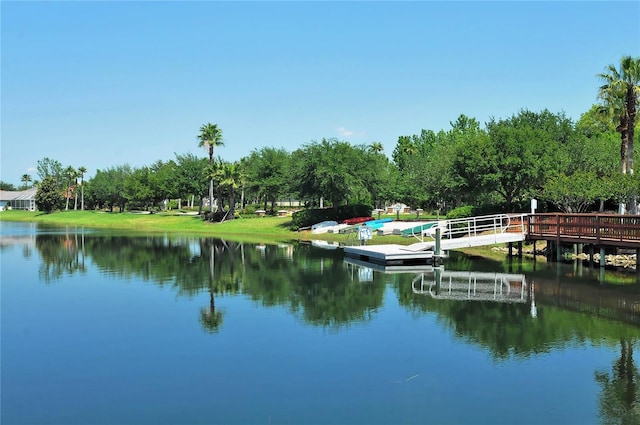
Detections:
342,217,375,225
311,220,339,233
338,219,391,234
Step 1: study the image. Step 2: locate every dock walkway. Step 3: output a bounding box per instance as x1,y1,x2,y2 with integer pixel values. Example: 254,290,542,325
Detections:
344,213,528,266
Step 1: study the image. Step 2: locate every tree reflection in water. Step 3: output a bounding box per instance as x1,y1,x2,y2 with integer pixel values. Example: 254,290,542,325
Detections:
29,232,387,332
17,226,640,423
196,238,243,333
35,230,87,282
595,339,640,424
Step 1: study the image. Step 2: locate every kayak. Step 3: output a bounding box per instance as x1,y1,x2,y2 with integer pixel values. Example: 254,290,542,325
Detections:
342,217,375,225
311,220,339,232
339,220,387,234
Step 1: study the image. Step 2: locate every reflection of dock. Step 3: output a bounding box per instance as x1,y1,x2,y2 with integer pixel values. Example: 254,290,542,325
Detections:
344,257,529,304
412,270,528,303
344,256,436,273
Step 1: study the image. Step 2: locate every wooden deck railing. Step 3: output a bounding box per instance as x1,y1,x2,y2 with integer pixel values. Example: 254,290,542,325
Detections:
527,213,640,248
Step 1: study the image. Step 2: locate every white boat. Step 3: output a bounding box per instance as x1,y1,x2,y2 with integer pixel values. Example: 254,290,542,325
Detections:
311,220,339,233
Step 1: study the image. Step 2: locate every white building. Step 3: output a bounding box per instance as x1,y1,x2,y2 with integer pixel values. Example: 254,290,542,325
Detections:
0,188,37,211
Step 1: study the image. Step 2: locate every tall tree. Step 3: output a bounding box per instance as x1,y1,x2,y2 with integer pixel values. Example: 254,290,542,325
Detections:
36,157,63,188
197,123,224,213
212,157,226,214
124,166,155,210
87,165,131,212
453,109,572,211
290,138,371,207
20,174,32,190
243,147,290,212
73,171,80,210
174,153,209,212
77,166,87,210
221,161,243,220
598,56,640,213
64,166,76,211
598,56,640,176
368,141,384,154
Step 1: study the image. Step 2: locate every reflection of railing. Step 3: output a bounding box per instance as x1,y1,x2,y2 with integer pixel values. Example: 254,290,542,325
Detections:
412,270,528,303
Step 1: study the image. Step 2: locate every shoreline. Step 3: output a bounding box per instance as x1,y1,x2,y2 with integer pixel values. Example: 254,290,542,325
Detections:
0,210,524,260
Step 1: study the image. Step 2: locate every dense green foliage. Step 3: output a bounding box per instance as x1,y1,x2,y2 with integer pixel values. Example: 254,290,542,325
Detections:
291,204,372,230
9,56,639,217
34,176,64,213
446,205,475,220
289,138,389,207
36,157,64,189
243,147,291,212
87,165,131,211
0,181,17,190
15,108,639,216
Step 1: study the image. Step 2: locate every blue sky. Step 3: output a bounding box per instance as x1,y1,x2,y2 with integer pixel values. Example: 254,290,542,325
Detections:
1,1,639,185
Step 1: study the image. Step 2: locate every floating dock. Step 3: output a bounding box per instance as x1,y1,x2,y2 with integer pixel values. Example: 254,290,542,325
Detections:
344,256,437,273
343,242,441,266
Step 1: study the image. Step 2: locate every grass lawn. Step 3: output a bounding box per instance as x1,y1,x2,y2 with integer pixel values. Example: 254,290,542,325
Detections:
0,210,417,245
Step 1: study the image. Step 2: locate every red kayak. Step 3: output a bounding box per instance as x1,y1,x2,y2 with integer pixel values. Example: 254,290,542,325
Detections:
342,216,375,225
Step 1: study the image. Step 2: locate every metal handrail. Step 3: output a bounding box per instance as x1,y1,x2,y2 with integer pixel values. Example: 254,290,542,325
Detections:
439,213,528,241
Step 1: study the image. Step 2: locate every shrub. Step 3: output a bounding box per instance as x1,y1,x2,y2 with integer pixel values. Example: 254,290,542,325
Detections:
446,205,474,220
243,204,259,214
291,204,372,230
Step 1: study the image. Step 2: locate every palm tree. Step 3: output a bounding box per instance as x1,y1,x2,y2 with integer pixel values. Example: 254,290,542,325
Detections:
369,141,384,154
197,123,224,213
598,56,640,176
73,170,80,210
77,166,87,210
221,161,243,220
202,158,227,217
597,84,627,174
20,174,32,190
64,166,76,211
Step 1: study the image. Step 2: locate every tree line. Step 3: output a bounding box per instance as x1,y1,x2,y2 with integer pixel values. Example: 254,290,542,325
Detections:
4,55,639,216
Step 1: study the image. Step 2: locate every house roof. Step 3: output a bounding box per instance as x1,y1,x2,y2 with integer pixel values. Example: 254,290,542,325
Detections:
0,187,37,201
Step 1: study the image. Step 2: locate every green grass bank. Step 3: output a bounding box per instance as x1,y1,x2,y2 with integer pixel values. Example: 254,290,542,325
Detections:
0,210,414,245
0,210,534,259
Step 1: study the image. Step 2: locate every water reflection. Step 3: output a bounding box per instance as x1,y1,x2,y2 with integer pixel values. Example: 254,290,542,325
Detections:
11,228,640,335
342,256,640,361
19,230,386,331
595,338,640,423
4,223,640,424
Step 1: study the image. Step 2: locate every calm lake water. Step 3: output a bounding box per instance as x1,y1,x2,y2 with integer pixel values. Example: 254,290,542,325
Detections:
2,221,640,425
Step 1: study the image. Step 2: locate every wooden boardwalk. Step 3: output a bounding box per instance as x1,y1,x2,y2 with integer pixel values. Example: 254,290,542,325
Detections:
527,213,640,248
